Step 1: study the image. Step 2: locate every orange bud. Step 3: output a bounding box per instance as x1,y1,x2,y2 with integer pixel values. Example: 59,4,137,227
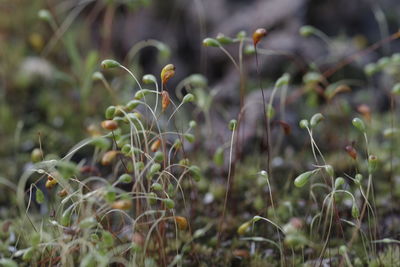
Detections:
58,189,68,198
174,216,188,230
161,90,170,112
111,200,132,210
101,120,118,131
345,145,357,160
252,28,267,46
101,150,119,165
357,104,371,121
151,139,162,152
161,64,175,85
45,176,58,189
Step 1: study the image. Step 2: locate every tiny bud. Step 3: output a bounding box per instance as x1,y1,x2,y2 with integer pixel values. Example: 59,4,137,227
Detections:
229,119,237,131
189,120,197,128
101,59,120,69
45,176,57,189
236,30,247,39
101,150,118,166
182,93,195,103
202,38,220,47
351,203,359,218
294,170,315,188
31,148,43,163
105,106,116,119
334,177,345,189
151,183,163,191
38,9,52,21
101,120,118,131
189,165,202,182
299,25,316,37
299,119,309,129
36,188,44,204
126,100,141,110
324,165,334,177
118,174,132,183
148,163,161,178
111,200,132,210
368,155,378,173
275,73,290,87
142,74,157,84
352,117,366,132
364,63,378,76
151,139,162,152
58,189,68,198
252,28,267,45
154,151,164,162
345,145,357,160
237,221,252,235
161,64,176,85
163,198,175,209
174,216,188,230
310,113,324,128
339,245,347,255
161,90,170,112
134,89,152,99
216,33,234,45
92,71,104,81
184,133,195,143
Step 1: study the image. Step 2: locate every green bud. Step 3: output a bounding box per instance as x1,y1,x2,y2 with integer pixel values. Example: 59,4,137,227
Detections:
163,198,175,209
202,38,220,47
182,93,195,103
352,117,366,132
189,74,207,87
148,163,161,178
334,177,345,189
35,188,44,204
22,247,34,262
189,165,202,182
38,9,52,21
151,182,163,191
310,113,324,128
184,133,195,143
236,30,247,39
101,59,120,69
299,119,309,129
31,233,40,247
364,63,378,76
92,71,104,81
339,245,347,255
79,217,97,229
135,161,145,171
102,231,114,248
142,74,157,84
229,119,237,131
121,144,132,155
126,100,141,111
351,203,359,218
377,57,390,69
324,165,334,177
294,170,316,188
299,25,316,37
267,105,275,119
303,72,321,84
244,44,256,55
118,174,132,183
148,192,157,205
275,73,290,87
105,106,116,119
189,120,197,128
216,33,234,44
154,151,164,162
213,147,224,166
31,148,43,163
368,155,378,173
134,89,152,99
61,208,72,226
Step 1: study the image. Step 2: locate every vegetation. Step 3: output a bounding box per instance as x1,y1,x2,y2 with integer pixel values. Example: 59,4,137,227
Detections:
1,0,400,266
